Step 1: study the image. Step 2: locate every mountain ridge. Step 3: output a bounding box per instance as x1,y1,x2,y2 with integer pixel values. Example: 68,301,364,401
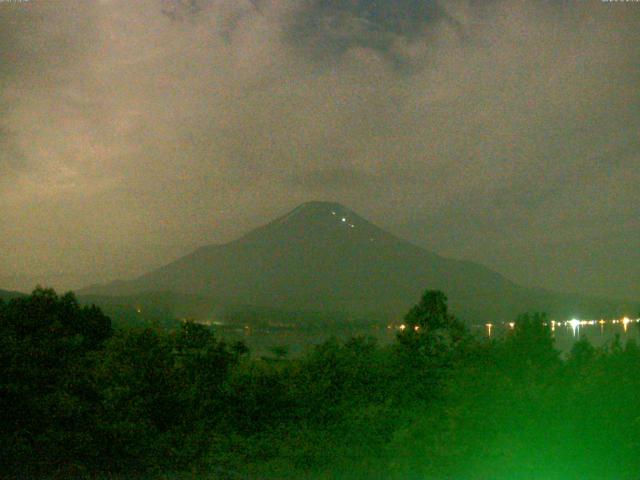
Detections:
79,202,637,323
0,289,26,301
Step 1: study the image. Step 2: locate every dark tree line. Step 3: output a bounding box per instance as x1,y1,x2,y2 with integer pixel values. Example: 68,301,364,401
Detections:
1,288,640,479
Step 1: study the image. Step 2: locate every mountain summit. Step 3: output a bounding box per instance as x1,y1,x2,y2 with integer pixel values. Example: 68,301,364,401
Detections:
81,202,631,322
235,201,391,245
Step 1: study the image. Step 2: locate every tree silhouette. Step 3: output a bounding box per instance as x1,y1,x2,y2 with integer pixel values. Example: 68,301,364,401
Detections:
0,288,112,476
502,312,560,376
398,290,467,359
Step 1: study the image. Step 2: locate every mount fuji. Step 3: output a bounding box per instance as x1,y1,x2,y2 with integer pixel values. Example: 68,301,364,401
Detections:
80,202,633,323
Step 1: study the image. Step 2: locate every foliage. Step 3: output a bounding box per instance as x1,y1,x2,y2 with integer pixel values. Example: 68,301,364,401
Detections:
2,288,640,479
0,288,112,477
397,290,468,359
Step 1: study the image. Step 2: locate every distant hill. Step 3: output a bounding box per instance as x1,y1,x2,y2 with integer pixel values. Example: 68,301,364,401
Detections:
80,201,638,323
0,289,25,301
77,291,211,329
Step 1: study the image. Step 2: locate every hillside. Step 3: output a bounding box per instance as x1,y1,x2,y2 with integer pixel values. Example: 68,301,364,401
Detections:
80,202,637,323
0,289,25,301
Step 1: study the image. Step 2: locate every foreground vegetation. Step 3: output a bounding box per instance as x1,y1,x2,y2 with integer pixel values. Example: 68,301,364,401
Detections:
2,288,640,479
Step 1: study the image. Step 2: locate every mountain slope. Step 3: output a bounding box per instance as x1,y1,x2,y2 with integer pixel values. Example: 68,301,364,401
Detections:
0,289,25,301
81,202,636,323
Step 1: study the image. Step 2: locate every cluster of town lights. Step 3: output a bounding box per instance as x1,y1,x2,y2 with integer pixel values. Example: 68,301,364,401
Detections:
480,317,638,337
390,317,638,336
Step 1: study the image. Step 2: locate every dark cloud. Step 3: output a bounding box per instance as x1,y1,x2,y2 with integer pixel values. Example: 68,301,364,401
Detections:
289,0,445,60
0,0,638,299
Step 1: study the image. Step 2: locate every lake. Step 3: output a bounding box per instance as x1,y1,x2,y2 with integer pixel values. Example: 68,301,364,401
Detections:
216,316,640,357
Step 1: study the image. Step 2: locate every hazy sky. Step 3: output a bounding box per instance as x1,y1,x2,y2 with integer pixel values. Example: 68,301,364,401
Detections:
0,0,638,299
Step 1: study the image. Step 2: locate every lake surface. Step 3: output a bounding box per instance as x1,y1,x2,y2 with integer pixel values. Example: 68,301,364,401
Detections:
479,317,640,353
216,317,640,357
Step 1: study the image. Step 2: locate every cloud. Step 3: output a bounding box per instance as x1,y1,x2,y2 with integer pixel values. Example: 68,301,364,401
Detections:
0,0,637,298
290,166,384,190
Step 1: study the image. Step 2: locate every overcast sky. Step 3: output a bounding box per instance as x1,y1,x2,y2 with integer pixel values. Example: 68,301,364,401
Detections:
0,0,638,299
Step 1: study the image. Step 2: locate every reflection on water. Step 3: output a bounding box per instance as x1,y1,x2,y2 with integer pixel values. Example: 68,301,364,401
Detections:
215,316,640,356
480,317,640,352
485,323,493,337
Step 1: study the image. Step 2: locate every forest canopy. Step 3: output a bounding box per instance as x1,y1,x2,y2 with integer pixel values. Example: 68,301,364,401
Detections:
1,288,639,479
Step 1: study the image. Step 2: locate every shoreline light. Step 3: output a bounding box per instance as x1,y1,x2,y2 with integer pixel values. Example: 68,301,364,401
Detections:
569,319,580,336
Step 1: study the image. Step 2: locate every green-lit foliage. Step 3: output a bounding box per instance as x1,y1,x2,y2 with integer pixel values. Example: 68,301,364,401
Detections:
1,288,640,479
0,288,112,477
397,290,468,358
